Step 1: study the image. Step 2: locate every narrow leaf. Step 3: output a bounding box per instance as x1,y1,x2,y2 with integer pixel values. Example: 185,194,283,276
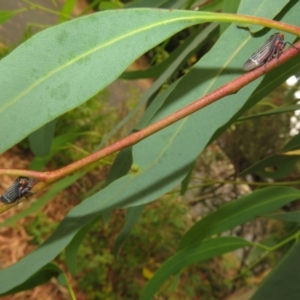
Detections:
179,187,300,250
0,10,23,25
220,0,240,33
113,204,145,256
180,161,194,195
106,147,132,185
65,217,101,275
251,240,300,300
283,134,300,151
140,237,250,300
239,104,300,121
121,23,218,79
0,3,299,292
59,0,76,23
237,0,289,32
197,0,224,12
240,154,299,179
124,0,167,8
28,119,57,157
0,9,211,154
0,263,62,296
265,211,300,223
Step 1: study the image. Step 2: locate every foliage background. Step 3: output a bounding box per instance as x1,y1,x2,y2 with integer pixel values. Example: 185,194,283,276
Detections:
1,0,300,299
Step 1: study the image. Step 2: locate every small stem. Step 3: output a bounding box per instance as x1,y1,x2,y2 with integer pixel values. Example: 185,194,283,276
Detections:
227,250,269,282
23,0,73,20
14,8,28,14
1,33,300,215
62,273,77,300
47,41,300,181
269,231,300,251
252,230,300,252
1,40,300,185
227,231,300,282
192,178,300,187
166,178,300,195
206,12,300,37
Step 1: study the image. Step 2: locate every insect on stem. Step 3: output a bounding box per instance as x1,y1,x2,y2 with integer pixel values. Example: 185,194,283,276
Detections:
0,177,33,204
243,33,300,71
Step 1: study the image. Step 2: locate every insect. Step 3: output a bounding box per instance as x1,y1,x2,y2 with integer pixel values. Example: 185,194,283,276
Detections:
243,33,300,71
0,177,33,204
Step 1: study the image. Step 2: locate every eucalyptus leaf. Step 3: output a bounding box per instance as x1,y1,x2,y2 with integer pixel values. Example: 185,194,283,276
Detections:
140,237,250,300
251,240,300,300
0,9,212,154
1,2,300,294
179,187,300,250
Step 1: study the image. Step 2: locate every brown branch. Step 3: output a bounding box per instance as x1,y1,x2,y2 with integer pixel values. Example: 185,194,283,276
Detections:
1,40,300,211
50,40,299,182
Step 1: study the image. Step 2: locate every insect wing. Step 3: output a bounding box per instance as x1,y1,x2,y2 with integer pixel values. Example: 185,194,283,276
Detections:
0,181,19,204
243,34,279,71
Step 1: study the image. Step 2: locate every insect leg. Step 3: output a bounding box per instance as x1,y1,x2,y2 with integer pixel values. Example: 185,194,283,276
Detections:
283,41,300,51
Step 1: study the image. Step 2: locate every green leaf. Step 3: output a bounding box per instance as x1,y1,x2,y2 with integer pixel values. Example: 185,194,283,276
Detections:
220,0,240,33
99,1,123,10
178,187,300,250
100,24,218,188
59,0,76,23
240,154,299,179
239,104,300,122
130,0,300,209
28,119,57,157
251,240,300,300
180,161,194,195
237,0,289,32
65,216,101,275
160,0,179,8
1,2,299,292
113,204,145,256
57,273,67,286
135,81,177,129
140,237,250,300
29,132,80,170
210,7,300,143
121,22,218,80
106,147,132,185
124,0,167,8
196,0,224,12
0,10,22,25
0,263,62,296
0,9,212,154
266,211,300,223
283,133,300,151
